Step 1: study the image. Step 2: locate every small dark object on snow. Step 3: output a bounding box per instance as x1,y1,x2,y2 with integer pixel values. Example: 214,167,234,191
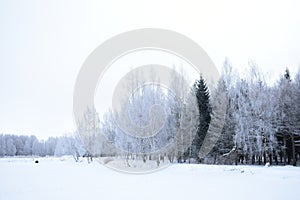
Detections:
35,160,39,163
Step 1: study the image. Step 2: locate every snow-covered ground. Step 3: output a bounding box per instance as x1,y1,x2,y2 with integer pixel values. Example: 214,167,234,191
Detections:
1,157,299,200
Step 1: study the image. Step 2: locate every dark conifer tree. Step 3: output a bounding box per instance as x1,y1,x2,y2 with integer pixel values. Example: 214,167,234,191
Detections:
191,75,211,161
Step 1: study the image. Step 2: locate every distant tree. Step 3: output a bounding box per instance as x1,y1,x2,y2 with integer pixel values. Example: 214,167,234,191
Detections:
5,135,16,156
54,136,72,157
0,134,6,157
23,135,38,156
45,137,58,156
14,135,26,156
32,139,45,156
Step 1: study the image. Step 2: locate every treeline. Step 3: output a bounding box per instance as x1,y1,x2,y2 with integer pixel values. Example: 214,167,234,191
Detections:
0,134,85,158
95,61,300,166
1,61,300,167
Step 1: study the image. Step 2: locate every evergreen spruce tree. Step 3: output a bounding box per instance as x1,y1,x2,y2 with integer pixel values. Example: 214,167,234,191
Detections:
191,75,211,161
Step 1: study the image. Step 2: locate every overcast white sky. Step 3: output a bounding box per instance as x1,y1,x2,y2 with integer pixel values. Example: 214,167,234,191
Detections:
0,0,299,139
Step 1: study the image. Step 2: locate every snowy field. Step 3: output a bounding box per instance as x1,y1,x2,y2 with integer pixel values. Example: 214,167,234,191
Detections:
1,157,300,200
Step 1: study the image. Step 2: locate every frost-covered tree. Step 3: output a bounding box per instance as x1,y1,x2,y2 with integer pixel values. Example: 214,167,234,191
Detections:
55,136,80,157
100,67,198,165
247,65,276,164
209,60,237,164
77,106,101,162
0,134,6,157
232,78,253,163
275,68,298,166
5,136,16,156
44,137,57,156
207,78,232,164
101,110,118,157
293,68,300,151
166,67,195,163
23,135,38,156
14,135,26,156
68,135,86,161
32,139,45,156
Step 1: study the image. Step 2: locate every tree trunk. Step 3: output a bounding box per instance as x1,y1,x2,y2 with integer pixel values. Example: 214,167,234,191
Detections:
283,137,287,165
291,133,297,166
263,153,267,165
269,154,273,165
252,155,255,165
